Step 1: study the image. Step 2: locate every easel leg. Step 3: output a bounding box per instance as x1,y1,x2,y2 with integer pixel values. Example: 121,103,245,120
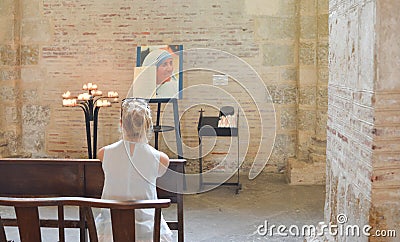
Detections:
172,99,183,159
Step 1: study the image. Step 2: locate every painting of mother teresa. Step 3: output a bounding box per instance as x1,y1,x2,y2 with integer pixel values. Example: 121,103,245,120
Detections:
131,45,183,99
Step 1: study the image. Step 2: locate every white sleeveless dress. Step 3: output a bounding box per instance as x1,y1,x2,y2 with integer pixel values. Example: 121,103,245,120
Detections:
95,140,173,242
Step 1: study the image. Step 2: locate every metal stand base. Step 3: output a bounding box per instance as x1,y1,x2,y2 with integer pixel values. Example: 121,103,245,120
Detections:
200,181,242,194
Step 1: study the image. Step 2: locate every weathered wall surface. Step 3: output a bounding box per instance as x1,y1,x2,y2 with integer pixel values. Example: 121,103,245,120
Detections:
370,0,400,239
0,0,22,157
287,0,328,185
0,0,328,178
327,0,400,241
326,0,375,239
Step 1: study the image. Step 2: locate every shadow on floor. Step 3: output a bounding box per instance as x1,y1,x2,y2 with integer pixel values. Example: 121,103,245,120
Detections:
163,173,325,242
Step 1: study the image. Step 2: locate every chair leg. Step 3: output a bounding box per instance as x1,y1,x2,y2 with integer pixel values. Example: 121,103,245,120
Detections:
78,207,87,242
57,205,65,242
82,207,98,242
15,207,41,242
153,208,161,242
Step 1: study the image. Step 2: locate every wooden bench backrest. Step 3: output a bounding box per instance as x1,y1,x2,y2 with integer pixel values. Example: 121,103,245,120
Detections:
0,158,104,198
0,196,170,242
0,158,186,242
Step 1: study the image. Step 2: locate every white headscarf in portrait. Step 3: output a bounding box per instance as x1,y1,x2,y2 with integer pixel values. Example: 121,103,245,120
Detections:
142,49,172,67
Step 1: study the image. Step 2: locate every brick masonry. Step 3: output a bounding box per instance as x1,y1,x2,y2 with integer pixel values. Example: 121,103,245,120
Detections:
327,0,400,241
0,1,329,180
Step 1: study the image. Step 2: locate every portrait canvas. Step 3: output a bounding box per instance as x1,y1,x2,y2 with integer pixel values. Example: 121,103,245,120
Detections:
129,45,183,100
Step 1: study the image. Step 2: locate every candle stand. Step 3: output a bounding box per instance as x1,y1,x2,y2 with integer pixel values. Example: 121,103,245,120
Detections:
62,83,118,159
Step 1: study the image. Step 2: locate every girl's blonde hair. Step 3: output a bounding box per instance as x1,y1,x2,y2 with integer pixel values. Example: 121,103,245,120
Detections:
120,98,153,142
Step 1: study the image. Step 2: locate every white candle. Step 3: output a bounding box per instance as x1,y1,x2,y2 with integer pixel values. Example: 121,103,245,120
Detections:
224,116,229,127
227,115,232,127
83,84,87,90
62,91,70,98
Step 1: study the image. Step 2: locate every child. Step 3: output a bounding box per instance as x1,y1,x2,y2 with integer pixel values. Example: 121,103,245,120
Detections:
95,98,172,242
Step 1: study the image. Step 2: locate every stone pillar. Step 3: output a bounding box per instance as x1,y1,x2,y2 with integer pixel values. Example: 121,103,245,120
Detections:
326,0,400,241
0,0,22,157
370,0,400,239
19,0,51,157
252,0,298,173
287,0,328,185
326,0,375,239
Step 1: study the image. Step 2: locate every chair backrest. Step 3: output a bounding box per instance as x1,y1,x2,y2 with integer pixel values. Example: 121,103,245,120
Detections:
0,197,170,242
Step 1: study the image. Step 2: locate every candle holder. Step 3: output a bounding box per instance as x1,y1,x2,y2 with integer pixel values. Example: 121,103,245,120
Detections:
62,83,119,159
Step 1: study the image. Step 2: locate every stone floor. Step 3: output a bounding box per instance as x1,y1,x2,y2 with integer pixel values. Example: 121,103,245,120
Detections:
1,173,325,242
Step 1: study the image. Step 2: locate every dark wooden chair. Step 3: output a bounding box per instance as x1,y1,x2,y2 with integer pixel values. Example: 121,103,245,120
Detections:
0,196,170,242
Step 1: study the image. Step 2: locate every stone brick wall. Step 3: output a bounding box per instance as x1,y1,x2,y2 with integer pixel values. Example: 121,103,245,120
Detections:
0,0,328,178
298,0,328,162
327,0,400,240
287,0,328,185
0,0,22,157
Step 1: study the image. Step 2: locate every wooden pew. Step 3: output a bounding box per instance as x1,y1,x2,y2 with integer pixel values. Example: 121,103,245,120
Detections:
0,197,171,242
0,158,186,242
